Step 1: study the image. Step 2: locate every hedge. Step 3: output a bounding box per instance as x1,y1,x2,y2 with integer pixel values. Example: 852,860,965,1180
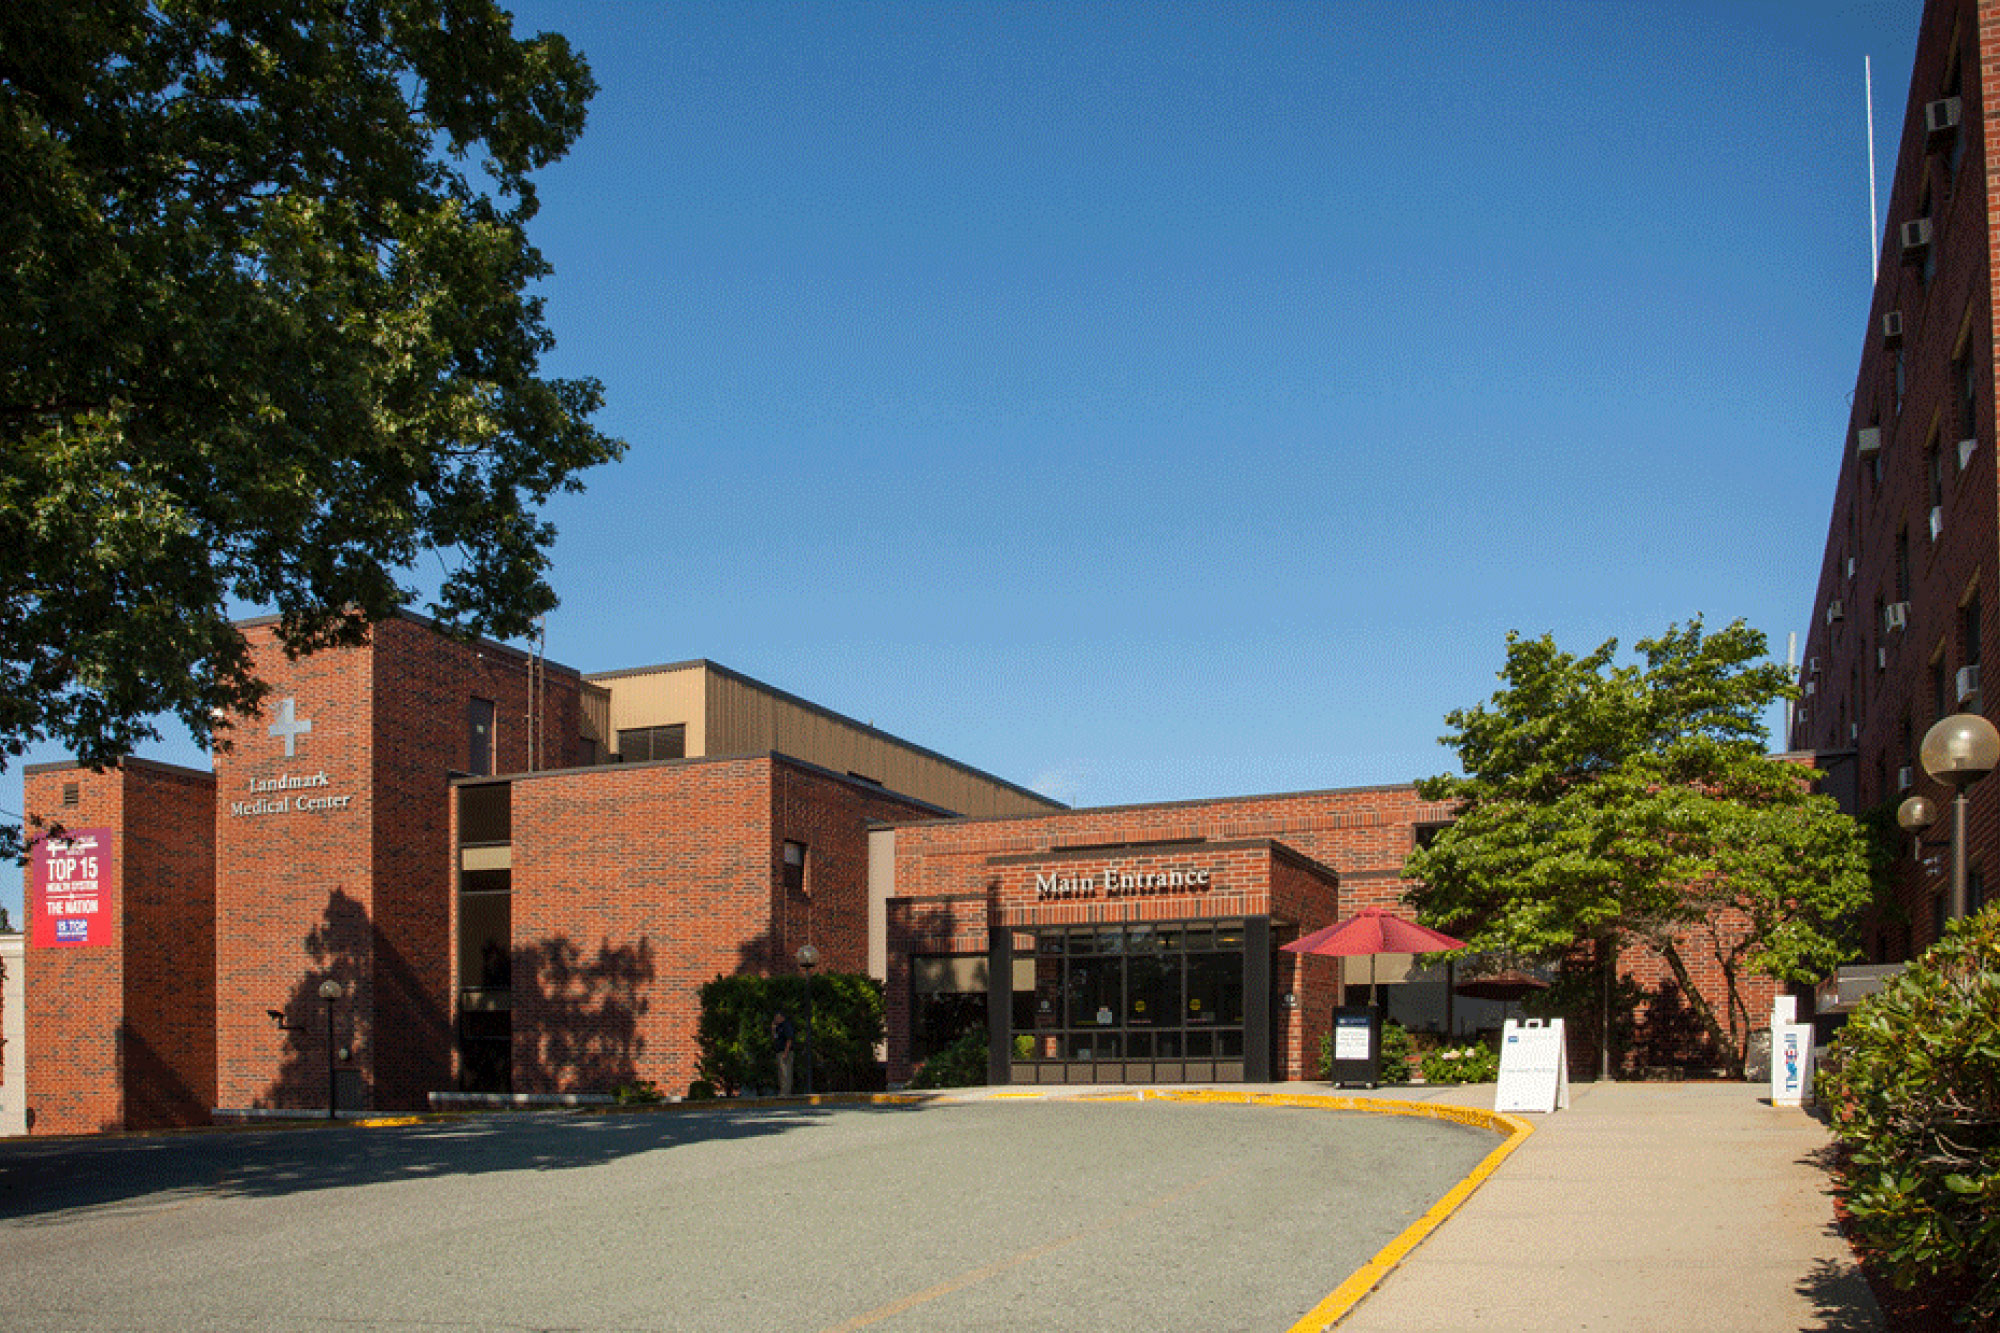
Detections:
1821,904,2000,1328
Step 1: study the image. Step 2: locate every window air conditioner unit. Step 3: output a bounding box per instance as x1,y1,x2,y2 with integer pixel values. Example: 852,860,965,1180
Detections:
1804,679,1817,697
1926,96,1962,137
1899,765,1914,791
1885,601,1911,631
1846,555,1857,579
1850,722,1860,742
1960,438,1978,471
1902,217,1934,253
1826,599,1845,625
1856,426,1882,458
1931,505,1945,542
1883,311,1905,345
1959,664,1982,703
1878,646,1889,670
1809,655,1821,675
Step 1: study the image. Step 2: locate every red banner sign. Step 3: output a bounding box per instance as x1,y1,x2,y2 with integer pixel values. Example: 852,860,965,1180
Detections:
32,827,114,948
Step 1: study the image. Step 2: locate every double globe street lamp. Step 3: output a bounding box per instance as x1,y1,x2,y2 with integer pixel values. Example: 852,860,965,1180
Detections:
1897,711,2000,924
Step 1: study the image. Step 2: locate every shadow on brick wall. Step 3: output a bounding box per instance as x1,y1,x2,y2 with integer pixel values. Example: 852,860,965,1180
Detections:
510,936,656,1094
121,1029,207,1131
265,889,371,1111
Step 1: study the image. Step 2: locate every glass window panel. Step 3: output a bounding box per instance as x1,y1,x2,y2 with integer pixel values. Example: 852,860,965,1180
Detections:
1067,929,1094,955
1185,1030,1213,1057
1096,929,1125,955
1187,950,1236,1025
1155,926,1182,951
458,783,511,844
1182,925,1213,952
1127,925,1158,953
1214,920,1245,949
1155,1030,1182,1058
1068,957,1124,1029
1126,952,1174,1027
1034,957,1064,1029
1217,1029,1244,1058
1124,1032,1153,1058
1040,931,1066,955
1086,955,1123,1027
458,893,510,990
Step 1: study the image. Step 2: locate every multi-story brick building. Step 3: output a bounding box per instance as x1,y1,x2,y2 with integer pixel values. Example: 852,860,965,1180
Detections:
19,612,1063,1132
19,603,1800,1133
1795,0,1997,958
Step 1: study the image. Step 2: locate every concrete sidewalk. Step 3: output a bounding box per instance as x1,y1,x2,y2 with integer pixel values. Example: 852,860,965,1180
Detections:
1329,1080,1881,1332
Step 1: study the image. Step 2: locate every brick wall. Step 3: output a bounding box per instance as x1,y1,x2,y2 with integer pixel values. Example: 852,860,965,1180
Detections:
1796,0,2000,957
216,614,585,1113
119,763,216,1128
23,764,127,1134
369,617,583,1108
22,759,215,1134
880,786,1437,1083
494,754,933,1098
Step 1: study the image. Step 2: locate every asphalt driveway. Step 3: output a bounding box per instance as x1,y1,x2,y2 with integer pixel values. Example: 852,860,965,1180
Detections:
0,1096,1495,1332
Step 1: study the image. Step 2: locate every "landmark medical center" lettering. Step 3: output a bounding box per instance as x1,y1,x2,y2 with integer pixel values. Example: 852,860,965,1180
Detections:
229,771,354,817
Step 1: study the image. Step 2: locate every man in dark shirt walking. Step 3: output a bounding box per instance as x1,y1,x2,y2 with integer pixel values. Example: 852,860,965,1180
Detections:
772,1009,796,1096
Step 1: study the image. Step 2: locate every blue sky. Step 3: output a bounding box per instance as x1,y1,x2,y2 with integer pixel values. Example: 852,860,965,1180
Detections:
5,1,1925,917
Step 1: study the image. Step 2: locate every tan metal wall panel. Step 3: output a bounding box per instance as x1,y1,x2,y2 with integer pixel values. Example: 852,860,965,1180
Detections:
706,676,1050,817
578,682,611,745
595,666,708,757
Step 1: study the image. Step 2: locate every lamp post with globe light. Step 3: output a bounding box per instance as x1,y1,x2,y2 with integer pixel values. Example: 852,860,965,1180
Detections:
796,944,819,1096
1917,712,2000,923
318,978,343,1119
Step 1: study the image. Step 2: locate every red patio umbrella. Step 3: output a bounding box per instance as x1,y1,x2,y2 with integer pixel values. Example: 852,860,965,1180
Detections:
1281,907,1468,1004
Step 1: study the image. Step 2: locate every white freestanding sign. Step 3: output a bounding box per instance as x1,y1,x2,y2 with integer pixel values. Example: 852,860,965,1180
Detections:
1771,1022,1814,1107
1494,1018,1569,1114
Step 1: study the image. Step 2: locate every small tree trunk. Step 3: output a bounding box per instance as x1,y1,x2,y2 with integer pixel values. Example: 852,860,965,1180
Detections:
1656,941,1744,1077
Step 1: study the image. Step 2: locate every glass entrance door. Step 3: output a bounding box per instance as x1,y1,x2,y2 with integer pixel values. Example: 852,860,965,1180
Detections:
1017,920,1251,1083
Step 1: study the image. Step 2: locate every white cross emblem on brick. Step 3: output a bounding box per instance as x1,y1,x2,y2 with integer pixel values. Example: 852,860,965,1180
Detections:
269,697,313,758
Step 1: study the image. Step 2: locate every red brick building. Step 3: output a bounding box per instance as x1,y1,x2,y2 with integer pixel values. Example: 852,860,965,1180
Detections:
18,606,1799,1132
872,785,1457,1087
1794,0,1998,956
19,613,1064,1130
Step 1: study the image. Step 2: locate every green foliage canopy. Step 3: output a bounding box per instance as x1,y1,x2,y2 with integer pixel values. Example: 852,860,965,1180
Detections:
1404,619,1870,1072
1,0,623,851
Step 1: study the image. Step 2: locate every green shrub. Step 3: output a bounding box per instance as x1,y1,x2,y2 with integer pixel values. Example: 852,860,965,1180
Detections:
686,1080,717,1101
1421,1041,1500,1084
908,1027,989,1089
695,971,885,1095
1380,1021,1413,1081
1821,904,2000,1328
613,1078,664,1105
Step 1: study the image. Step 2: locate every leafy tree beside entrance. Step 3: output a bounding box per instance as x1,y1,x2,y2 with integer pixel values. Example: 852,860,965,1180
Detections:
1403,619,1870,1078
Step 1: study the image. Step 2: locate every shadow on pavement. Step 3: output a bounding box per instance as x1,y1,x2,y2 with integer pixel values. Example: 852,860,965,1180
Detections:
1795,1255,1888,1333
0,1101,929,1223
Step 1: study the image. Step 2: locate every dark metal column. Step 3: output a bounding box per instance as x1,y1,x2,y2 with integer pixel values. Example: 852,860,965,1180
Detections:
987,923,1013,1085
1244,917,1270,1082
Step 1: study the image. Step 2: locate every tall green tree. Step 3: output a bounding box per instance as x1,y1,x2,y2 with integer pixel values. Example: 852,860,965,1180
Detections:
1,0,623,854
1404,619,1870,1075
